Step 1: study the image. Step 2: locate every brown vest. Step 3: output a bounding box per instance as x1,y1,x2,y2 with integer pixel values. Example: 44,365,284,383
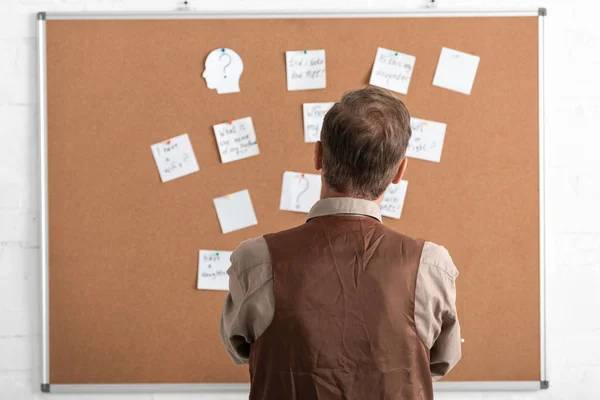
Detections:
250,216,432,400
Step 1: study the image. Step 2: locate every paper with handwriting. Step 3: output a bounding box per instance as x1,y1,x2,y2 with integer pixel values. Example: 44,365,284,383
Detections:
381,180,409,219
280,172,322,213
286,50,326,91
303,102,335,143
433,47,480,95
369,47,416,95
406,118,447,163
213,117,260,163
213,189,258,234
197,250,232,291
150,133,200,182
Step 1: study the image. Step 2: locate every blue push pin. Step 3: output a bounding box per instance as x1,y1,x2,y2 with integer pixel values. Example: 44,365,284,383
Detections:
221,48,225,52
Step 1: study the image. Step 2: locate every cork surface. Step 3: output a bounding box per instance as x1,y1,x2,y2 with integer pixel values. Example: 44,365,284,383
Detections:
46,16,540,383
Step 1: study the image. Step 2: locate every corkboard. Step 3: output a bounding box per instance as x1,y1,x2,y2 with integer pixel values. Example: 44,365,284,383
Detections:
46,15,540,384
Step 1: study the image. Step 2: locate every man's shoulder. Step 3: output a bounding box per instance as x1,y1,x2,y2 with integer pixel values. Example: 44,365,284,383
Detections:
419,241,459,280
230,236,271,276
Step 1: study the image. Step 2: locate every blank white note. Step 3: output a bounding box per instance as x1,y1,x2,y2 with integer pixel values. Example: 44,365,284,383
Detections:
213,117,260,164
369,47,416,95
286,50,326,91
213,189,258,234
150,133,200,183
280,171,322,214
406,118,447,163
433,47,480,95
303,102,335,143
197,250,232,291
380,180,408,219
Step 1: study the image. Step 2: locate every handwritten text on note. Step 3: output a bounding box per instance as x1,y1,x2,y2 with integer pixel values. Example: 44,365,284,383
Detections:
213,117,260,164
286,50,326,91
369,47,416,95
303,102,335,143
381,180,409,219
433,47,480,95
280,171,322,214
150,133,200,183
197,250,232,291
406,118,447,163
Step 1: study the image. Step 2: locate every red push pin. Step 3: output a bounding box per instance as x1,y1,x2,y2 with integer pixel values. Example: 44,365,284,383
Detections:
228,120,233,125
167,140,171,144
301,173,305,177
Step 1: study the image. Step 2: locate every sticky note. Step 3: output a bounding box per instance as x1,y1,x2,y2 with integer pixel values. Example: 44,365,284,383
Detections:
303,102,335,143
197,250,233,291
213,189,258,234
380,180,408,219
406,118,447,163
433,47,480,95
150,133,200,182
286,50,326,91
369,47,416,95
280,172,322,214
213,117,260,164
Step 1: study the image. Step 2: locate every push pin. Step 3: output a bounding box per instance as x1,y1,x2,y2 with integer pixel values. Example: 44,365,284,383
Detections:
167,140,171,144
228,120,233,125
304,50,307,54
461,338,465,343
227,194,232,200
301,173,305,178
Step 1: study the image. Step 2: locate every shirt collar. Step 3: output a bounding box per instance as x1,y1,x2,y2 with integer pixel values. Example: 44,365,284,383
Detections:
307,197,382,222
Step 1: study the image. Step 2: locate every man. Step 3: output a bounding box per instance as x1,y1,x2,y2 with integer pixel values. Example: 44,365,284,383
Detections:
220,86,461,399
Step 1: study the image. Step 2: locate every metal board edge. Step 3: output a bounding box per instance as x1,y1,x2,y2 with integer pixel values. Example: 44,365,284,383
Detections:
43,8,541,20
47,381,543,393
538,10,548,385
38,16,50,389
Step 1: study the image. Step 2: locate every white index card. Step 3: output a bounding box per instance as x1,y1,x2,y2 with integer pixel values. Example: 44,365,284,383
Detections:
406,118,447,163
197,250,233,291
303,102,335,143
280,172,322,214
286,50,326,91
433,47,480,95
150,133,200,183
213,189,258,234
213,117,260,164
369,47,416,95
380,180,409,219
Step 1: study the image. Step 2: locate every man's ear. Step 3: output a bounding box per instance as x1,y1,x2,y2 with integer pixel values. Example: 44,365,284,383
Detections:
391,157,408,184
314,141,323,171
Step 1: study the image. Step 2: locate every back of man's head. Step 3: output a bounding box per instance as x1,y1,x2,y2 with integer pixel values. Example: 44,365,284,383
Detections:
320,86,412,200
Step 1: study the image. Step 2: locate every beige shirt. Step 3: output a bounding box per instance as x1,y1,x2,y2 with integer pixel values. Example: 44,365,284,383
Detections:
220,198,461,381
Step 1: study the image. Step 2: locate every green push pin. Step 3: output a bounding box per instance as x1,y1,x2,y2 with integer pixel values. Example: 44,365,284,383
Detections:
304,50,307,54
395,52,398,56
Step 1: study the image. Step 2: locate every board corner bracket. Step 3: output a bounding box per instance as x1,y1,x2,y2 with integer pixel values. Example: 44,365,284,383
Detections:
541,380,550,390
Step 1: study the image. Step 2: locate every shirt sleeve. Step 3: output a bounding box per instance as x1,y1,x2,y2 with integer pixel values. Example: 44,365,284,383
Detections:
414,242,461,381
220,237,275,364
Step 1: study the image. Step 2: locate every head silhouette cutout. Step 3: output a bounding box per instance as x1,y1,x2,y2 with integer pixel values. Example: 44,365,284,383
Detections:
202,48,244,94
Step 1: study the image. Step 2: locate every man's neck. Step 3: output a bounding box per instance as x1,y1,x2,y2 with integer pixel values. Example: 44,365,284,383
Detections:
320,187,384,207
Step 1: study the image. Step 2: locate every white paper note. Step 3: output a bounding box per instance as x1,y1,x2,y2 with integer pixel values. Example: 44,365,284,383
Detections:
433,47,480,95
213,189,258,234
406,118,447,163
280,172,322,214
150,133,200,182
380,180,409,219
369,47,416,95
197,250,232,291
213,117,260,164
286,50,326,91
303,102,335,143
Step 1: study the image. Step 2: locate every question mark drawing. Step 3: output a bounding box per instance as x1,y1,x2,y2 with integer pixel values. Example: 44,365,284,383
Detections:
219,52,232,78
295,174,310,209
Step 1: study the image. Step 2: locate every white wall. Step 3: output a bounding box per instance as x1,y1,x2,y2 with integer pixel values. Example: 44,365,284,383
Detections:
1,0,599,398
